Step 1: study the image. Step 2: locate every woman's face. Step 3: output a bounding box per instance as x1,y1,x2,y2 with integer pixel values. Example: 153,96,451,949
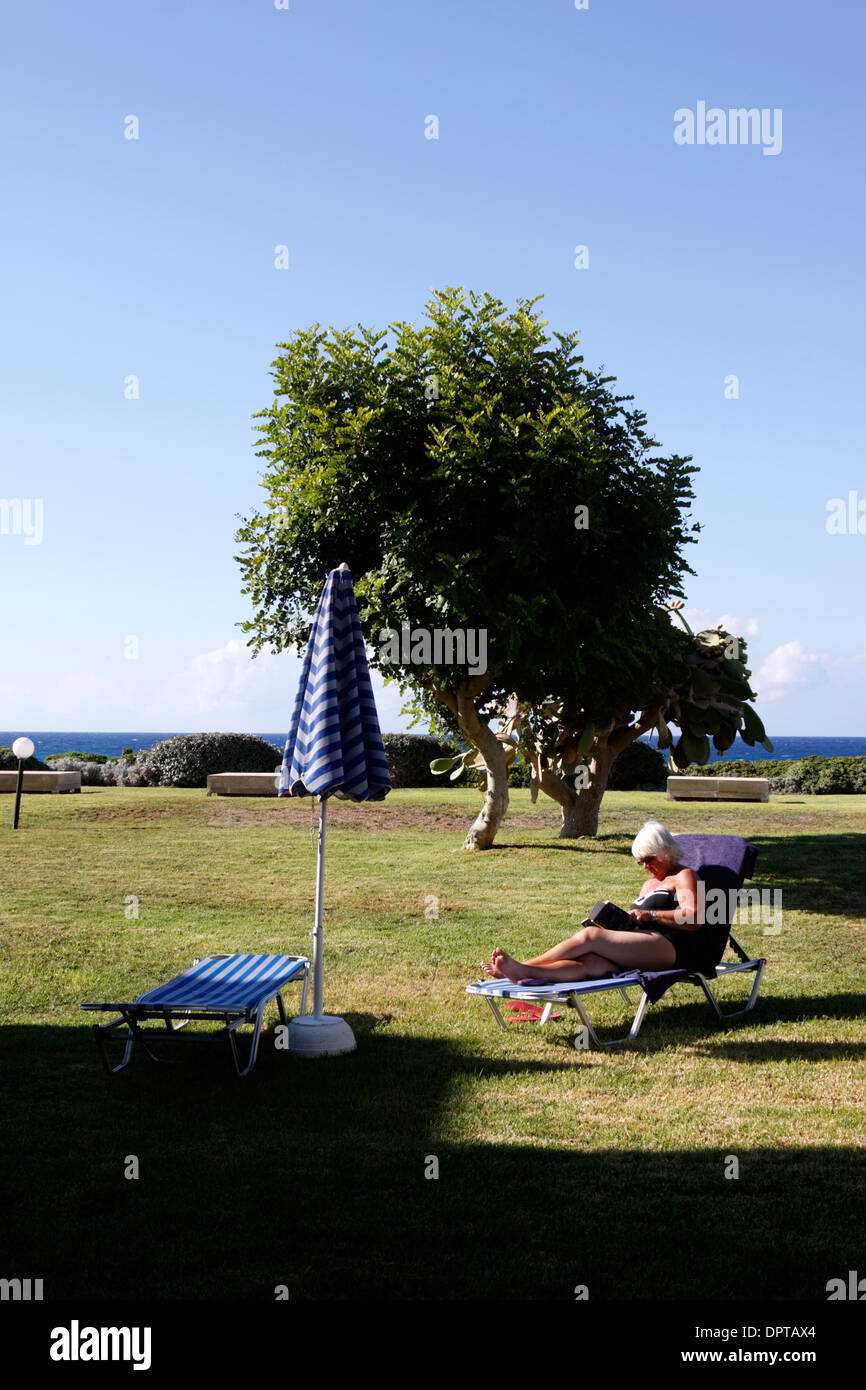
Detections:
640,853,672,880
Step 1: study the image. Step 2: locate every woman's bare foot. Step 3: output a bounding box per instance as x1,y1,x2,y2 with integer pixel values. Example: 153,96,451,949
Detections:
489,948,526,983
480,947,521,980
480,957,504,979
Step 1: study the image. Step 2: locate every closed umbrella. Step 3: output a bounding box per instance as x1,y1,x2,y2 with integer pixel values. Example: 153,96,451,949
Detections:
280,563,391,1056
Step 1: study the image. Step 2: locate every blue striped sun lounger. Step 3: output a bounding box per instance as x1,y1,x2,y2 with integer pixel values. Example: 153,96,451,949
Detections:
82,952,310,1078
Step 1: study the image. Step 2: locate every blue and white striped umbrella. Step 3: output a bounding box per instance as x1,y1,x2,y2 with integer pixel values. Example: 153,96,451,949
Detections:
278,564,390,1038
279,563,391,802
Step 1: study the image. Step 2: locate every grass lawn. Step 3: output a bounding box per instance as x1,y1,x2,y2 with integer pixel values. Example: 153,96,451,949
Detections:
0,784,864,1301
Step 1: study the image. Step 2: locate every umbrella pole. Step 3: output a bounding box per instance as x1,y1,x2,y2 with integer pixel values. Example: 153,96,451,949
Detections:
287,791,354,1056
312,795,327,1019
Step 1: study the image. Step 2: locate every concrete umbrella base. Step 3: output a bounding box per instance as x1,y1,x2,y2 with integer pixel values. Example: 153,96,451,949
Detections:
288,1014,357,1057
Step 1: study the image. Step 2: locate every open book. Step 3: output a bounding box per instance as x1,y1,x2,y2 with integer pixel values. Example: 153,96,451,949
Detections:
581,900,636,932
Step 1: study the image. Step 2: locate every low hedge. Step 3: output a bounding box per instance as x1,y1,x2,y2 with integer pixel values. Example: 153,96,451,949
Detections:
608,739,666,790
679,755,866,795
384,734,461,787
45,751,108,765
681,758,788,779
795,756,866,794
43,756,129,786
136,733,283,788
0,746,48,772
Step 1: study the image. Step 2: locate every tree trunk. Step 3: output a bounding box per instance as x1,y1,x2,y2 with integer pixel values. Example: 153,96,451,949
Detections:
458,688,509,850
534,766,577,824
537,738,616,838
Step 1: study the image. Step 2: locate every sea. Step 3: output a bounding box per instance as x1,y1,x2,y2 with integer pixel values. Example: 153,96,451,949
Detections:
3,731,866,763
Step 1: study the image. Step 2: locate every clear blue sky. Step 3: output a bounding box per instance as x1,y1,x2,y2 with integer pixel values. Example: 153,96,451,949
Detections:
1,0,863,735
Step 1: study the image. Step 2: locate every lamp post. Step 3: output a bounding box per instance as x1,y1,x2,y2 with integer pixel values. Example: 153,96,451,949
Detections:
12,736,35,829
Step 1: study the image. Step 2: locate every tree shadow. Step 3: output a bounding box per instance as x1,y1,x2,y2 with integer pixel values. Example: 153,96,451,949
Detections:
489,833,633,854
742,832,865,918
489,831,864,919
1,1019,863,1300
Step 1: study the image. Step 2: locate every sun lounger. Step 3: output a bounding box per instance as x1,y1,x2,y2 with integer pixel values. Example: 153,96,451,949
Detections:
467,834,766,1048
82,952,310,1077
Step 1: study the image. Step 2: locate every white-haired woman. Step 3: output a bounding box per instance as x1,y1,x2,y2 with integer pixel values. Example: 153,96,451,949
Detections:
482,820,719,984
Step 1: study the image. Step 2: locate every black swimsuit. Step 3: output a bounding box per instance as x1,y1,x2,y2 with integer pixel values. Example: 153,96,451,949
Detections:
631,885,726,972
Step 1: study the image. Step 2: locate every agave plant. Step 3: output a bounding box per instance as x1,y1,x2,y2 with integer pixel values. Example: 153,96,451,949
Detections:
661,610,773,770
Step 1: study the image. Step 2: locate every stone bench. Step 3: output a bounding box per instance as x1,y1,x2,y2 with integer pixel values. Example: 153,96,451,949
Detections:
206,771,281,796
666,775,769,802
0,770,81,794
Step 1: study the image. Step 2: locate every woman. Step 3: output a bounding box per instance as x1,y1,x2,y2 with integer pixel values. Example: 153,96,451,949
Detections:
481,820,724,984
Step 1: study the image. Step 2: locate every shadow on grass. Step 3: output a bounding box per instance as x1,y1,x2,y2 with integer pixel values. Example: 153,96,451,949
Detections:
1,1021,863,1300
490,831,865,922
489,834,634,854
534,989,866,1056
744,833,865,918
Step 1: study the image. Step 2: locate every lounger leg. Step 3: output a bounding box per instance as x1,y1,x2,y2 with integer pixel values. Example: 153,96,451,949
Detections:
92,1020,136,1076
226,1006,267,1078
694,960,766,1022
484,995,508,1032
298,964,310,1017
539,1003,553,1026
570,988,650,1048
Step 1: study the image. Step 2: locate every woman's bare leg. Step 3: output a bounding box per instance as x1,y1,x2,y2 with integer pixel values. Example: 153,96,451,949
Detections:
482,926,604,978
491,928,676,983
537,951,622,982
523,929,598,966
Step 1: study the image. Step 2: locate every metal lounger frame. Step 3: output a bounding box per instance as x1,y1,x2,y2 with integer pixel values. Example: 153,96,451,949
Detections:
83,954,310,1078
471,934,766,1049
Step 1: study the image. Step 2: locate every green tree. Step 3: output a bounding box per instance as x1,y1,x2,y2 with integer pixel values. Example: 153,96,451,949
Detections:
236,287,724,847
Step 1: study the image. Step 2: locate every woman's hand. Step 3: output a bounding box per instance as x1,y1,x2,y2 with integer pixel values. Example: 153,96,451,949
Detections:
629,910,654,926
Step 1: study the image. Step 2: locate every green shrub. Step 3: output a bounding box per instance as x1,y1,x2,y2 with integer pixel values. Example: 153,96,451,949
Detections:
47,756,117,785
384,733,461,787
769,776,803,794
796,756,866,794
136,733,283,788
608,739,666,790
0,746,48,771
679,754,866,794
45,751,108,765
507,759,532,789
682,758,788,778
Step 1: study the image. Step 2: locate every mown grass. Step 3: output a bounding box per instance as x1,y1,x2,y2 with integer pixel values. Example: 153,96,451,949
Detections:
0,786,863,1300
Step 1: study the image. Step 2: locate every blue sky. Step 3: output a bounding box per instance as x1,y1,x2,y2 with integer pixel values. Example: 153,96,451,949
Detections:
1,0,863,736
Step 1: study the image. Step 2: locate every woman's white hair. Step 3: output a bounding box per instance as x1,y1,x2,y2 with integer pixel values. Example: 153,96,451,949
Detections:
631,820,682,865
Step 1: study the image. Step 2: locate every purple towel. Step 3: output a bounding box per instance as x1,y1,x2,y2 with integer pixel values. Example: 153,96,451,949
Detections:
636,966,717,1003
633,834,756,1002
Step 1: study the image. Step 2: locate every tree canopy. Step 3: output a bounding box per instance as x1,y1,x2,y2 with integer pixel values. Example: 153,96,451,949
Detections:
238,287,697,694
236,287,766,846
